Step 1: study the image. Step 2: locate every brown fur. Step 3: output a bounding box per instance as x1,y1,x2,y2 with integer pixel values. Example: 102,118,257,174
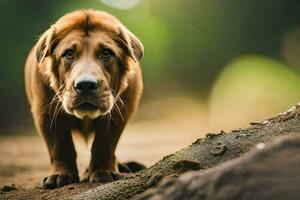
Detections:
24,9,143,188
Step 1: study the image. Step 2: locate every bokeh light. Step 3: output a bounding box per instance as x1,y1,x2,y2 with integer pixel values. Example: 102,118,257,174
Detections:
100,0,142,10
209,55,300,130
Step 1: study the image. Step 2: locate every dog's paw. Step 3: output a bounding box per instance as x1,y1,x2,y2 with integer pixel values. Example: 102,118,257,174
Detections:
118,161,147,173
42,174,77,189
89,170,123,183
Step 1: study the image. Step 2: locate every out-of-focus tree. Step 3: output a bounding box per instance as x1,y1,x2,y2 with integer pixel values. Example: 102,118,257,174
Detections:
0,0,300,132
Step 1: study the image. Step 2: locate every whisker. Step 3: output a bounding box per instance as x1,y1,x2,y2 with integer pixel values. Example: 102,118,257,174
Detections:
48,82,66,129
117,95,124,107
41,89,62,114
108,87,126,125
114,102,124,122
108,109,121,129
50,97,62,130
43,83,65,110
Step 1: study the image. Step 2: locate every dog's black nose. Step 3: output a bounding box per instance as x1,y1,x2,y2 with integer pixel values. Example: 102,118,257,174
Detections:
75,77,98,94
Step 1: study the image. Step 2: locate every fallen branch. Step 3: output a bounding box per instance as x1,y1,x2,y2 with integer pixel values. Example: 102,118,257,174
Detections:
73,103,300,200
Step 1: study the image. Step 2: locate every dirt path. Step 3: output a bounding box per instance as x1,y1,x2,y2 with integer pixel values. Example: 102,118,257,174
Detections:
0,102,209,200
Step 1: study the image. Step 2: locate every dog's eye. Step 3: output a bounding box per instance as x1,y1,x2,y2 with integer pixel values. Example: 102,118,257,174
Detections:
63,49,75,60
100,48,113,61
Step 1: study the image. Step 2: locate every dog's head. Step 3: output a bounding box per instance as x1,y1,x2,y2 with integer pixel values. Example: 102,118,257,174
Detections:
35,10,143,119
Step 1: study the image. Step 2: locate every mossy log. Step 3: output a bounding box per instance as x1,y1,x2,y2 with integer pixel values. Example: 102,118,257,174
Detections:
73,103,300,200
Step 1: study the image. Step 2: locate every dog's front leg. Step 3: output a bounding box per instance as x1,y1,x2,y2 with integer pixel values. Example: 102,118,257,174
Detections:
34,106,78,189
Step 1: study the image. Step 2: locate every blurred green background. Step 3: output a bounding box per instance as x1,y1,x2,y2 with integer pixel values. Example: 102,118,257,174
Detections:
0,0,300,133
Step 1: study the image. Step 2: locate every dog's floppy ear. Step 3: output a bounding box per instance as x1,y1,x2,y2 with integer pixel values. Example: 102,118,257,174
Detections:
36,27,56,63
127,30,144,62
117,25,144,62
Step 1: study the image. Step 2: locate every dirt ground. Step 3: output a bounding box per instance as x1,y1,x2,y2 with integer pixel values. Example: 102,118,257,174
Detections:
0,98,209,199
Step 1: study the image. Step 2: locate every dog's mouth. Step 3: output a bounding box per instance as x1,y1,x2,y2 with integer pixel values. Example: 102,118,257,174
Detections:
71,101,102,119
64,94,114,119
76,102,98,111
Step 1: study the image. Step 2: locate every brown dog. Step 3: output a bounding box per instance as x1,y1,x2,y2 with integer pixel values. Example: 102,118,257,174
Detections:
24,9,143,189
